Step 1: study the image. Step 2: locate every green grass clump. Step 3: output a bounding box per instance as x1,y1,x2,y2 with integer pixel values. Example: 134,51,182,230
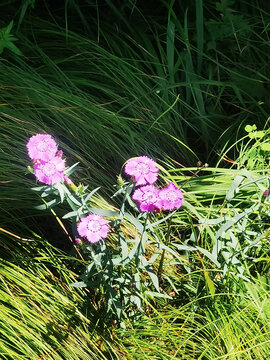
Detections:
118,278,270,359
0,231,123,360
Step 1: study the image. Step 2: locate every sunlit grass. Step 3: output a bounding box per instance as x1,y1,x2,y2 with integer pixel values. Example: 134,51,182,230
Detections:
0,229,122,360
118,278,270,359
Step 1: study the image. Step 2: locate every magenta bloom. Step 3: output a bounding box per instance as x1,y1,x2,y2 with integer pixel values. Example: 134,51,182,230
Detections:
27,134,58,162
77,214,109,243
132,185,160,212
124,156,158,185
75,238,82,245
33,157,65,185
158,182,183,210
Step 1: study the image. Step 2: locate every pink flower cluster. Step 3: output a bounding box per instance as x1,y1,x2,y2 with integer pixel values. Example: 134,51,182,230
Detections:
26,134,65,185
125,156,184,212
27,134,110,244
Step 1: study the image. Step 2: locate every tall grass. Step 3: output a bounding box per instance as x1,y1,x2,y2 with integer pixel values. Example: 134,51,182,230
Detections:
118,277,270,359
0,225,122,359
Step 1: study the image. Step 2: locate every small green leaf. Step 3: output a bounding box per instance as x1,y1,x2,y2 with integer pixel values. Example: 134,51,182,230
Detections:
146,211,175,229
88,208,119,217
67,193,82,206
248,130,265,139
70,281,87,288
32,185,51,192
0,21,22,56
83,187,100,204
4,41,22,56
62,210,80,219
141,257,159,292
65,162,80,176
245,124,256,133
119,231,129,260
35,198,60,210
41,188,57,198
145,291,172,299
204,270,215,296
54,183,66,203
124,213,144,233
130,294,142,308
226,174,244,202
261,143,270,151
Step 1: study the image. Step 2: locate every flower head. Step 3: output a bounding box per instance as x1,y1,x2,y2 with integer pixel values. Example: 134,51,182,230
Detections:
27,134,58,162
132,185,160,212
75,238,82,245
158,182,183,210
33,156,65,185
77,214,109,243
124,156,158,185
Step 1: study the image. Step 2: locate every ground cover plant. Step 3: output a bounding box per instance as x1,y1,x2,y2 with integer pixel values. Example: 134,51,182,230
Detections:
25,133,187,323
0,0,270,358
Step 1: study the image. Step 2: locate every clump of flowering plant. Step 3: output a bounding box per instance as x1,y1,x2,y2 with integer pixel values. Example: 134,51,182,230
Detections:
26,134,187,324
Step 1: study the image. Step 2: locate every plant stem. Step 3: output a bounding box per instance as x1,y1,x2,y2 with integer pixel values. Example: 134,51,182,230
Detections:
135,212,149,268
157,217,172,281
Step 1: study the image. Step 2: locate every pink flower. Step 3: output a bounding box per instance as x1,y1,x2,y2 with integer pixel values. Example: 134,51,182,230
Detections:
27,134,58,162
64,175,73,186
158,182,183,210
33,157,65,185
56,150,63,158
77,214,109,243
132,185,160,212
124,156,158,185
75,238,82,245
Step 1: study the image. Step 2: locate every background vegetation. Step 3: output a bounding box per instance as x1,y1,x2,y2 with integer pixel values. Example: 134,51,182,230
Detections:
0,0,269,358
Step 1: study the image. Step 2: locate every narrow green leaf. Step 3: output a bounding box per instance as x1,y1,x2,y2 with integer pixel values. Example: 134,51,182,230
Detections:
35,198,60,210
197,246,220,267
88,208,119,217
70,281,87,288
145,291,172,299
147,211,175,229
83,187,100,204
204,270,215,296
54,183,66,203
119,231,129,260
64,162,80,176
62,210,79,219
124,213,144,233
67,193,82,206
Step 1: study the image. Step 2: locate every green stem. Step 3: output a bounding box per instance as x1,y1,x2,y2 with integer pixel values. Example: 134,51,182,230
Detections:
135,212,149,268
157,217,172,281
